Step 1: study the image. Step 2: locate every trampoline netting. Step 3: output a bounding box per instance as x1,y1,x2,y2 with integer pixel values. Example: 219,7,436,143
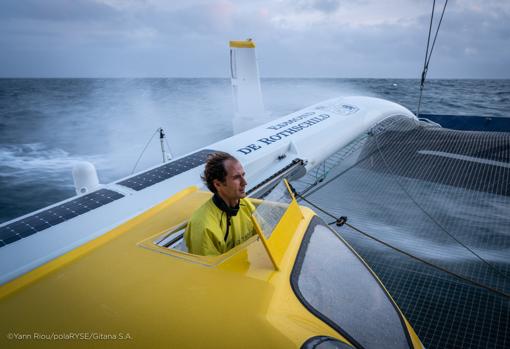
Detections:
290,115,510,349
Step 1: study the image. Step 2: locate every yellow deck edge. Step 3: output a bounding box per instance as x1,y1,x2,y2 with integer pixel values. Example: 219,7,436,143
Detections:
0,186,198,299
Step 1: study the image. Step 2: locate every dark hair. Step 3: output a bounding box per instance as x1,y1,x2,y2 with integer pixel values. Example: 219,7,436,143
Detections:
201,152,238,193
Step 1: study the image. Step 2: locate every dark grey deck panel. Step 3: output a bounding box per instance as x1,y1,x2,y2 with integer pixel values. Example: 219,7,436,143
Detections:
420,113,510,133
0,189,124,248
361,119,510,196
117,149,216,191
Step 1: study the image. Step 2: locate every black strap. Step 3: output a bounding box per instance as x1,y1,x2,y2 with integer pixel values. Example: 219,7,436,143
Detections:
224,214,231,242
212,194,239,242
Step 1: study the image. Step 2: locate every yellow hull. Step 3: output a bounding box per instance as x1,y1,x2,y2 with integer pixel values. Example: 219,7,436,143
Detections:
0,187,422,348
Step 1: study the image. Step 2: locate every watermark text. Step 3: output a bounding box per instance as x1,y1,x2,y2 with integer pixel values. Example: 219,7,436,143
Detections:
6,332,132,341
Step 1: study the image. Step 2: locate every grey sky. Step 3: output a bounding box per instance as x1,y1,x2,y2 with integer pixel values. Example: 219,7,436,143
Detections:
0,0,508,78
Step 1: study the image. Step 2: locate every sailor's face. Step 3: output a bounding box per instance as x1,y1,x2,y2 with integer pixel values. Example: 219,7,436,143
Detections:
217,159,247,203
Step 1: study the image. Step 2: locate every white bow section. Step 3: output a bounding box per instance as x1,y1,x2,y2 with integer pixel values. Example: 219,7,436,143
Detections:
0,94,415,286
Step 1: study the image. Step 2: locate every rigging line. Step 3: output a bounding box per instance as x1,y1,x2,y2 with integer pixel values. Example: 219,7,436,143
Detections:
373,131,510,281
422,0,435,81
290,189,510,299
416,0,435,117
301,118,427,199
426,0,449,69
300,128,403,198
164,137,173,159
131,128,160,174
300,144,376,198
340,221,510,299
416,0,449,117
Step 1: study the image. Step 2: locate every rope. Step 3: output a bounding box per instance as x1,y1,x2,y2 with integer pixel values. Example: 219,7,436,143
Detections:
341,221,510,299
426,0,449,71
290,188,510,299
300,150,376,198
416,0,449,117
131,128,160,174
164,137,174,159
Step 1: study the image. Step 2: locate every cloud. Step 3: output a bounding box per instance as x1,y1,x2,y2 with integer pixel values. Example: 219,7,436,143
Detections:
0,0,508,78
0,0,118,22
294,0,343,14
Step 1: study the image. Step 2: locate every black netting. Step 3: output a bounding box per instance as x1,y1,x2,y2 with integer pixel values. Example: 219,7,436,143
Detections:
291,115,510,349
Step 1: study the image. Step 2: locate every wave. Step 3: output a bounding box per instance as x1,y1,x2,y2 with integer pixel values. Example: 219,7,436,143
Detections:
0,143,107,178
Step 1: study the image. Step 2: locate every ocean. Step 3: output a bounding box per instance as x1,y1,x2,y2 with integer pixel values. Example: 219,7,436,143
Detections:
0,78,509,348
1,78,509,224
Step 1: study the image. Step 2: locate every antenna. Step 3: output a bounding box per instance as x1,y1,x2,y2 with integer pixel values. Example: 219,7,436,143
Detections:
131,127,173,174
159,128,166,163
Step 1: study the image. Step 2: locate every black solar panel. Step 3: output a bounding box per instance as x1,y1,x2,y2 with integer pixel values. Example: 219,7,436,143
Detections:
117,149,216,191
0,189,124,248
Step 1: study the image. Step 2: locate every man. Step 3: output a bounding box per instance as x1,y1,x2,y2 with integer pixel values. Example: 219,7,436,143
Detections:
184,152,255,256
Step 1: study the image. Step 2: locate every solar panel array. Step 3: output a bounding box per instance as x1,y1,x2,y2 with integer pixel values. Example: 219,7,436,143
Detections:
0,189,124,248
117,149,215,191
0,149,217,248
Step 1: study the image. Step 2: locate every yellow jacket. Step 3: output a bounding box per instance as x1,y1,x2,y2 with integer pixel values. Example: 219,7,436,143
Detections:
184,197,255,256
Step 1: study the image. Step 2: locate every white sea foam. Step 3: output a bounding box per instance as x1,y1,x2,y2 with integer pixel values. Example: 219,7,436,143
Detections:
0,143,107,177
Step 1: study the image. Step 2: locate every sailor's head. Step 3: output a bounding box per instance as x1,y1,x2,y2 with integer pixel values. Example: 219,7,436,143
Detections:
202,152,247,206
